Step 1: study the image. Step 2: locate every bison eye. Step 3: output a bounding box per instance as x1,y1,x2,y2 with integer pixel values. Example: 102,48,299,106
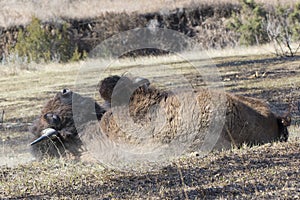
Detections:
43,113,61,127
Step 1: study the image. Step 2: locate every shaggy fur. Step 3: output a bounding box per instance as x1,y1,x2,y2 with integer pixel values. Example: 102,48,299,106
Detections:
30,89,105,160
99,81,291,151
30,76,291,160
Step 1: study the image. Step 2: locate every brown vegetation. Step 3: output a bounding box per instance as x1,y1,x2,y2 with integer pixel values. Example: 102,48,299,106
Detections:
1,0,299,61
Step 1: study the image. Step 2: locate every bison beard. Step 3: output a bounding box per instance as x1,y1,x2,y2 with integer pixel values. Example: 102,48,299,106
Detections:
29,75,291,162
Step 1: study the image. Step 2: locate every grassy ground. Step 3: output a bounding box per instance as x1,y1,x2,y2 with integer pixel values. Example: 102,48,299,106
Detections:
1,141,299,199
0,48,300,198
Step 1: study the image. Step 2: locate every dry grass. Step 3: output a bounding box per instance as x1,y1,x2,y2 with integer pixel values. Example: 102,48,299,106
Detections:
1,140,299,199
0,0,299,27
0,47,299,198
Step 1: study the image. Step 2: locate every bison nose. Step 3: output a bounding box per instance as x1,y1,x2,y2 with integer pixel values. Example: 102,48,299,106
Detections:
30,128,58,145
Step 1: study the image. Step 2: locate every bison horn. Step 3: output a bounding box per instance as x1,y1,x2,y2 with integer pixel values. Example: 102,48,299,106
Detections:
30,128,58,146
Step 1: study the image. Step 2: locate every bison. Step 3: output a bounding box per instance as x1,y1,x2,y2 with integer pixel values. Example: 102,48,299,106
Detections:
29,75,291,163
97,75,291,152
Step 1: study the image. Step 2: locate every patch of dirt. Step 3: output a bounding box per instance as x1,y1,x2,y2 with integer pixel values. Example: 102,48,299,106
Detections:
0,123,35,167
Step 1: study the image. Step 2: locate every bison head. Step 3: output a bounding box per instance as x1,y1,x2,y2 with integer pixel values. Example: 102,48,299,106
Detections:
30,89,105,159
278,114,292,142
98,74,151,108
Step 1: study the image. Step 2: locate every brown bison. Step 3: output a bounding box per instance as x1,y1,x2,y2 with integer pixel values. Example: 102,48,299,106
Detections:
97,75,291,152
30,75,291,161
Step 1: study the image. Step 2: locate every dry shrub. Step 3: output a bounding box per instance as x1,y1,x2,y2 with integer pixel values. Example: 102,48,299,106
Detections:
1,0,299,61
